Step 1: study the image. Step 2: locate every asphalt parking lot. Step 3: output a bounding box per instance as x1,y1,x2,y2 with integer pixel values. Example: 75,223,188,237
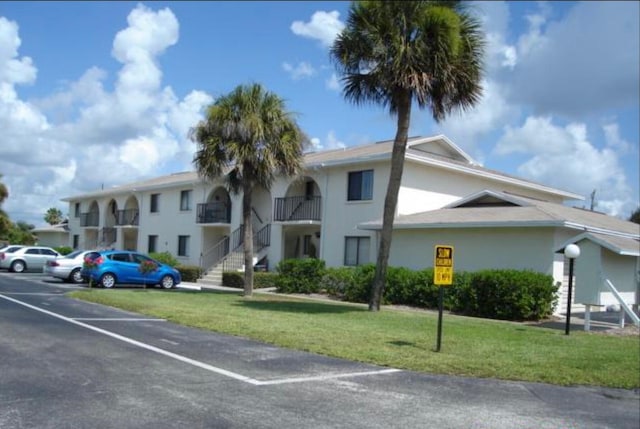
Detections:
1,270,638,429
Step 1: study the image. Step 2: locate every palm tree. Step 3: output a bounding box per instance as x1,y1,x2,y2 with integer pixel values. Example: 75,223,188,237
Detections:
0,174,10,239
331,1,485,311
191,83,308,297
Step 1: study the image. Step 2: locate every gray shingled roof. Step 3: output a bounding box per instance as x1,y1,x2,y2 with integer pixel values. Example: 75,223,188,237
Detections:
63,135,581,201
360,192,640,238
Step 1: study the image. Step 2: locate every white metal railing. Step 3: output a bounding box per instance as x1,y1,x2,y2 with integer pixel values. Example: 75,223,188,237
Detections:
604,278,640,327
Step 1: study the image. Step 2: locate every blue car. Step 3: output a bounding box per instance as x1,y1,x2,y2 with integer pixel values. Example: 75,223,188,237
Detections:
81,250,181,289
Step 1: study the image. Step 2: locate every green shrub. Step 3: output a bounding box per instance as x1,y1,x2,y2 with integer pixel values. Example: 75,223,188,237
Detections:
322,267,356,299
177,265,202,282
448,270,557,321
54,246,73,255
149,251,180,267
343,264,376,303
275,258,326,293
222,271,280,289
255,272,278,289
223,271,244,288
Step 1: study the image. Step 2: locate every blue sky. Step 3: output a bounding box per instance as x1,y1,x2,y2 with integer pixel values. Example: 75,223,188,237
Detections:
0,1,638,227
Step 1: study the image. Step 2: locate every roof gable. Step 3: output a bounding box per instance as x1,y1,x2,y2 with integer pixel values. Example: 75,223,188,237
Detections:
407,134,476,164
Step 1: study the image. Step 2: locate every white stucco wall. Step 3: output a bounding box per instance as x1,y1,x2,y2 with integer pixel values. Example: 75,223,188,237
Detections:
398,162,568,215
386,227,557,275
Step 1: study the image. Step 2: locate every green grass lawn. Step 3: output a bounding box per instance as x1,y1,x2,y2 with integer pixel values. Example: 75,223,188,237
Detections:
68,289,640,389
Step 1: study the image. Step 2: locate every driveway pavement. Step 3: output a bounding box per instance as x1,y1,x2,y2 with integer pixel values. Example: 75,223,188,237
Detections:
1,271,638,428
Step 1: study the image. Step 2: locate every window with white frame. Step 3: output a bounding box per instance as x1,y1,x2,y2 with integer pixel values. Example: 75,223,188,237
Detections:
344,236,370,266
347,170,373,201
178,235,190,257
180,190,192,211
74,203,80,218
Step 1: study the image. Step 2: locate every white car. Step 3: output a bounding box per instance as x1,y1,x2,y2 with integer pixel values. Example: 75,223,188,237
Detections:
0,246,60,272
43,250,93,284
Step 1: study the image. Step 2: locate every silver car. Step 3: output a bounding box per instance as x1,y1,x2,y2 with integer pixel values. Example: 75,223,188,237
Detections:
43,249,92,283
0,246,60,273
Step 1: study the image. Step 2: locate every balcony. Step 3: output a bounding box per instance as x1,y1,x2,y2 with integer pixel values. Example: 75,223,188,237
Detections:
80,212,99,227
116,209,139,226
197,202,231,224
274,196,321,222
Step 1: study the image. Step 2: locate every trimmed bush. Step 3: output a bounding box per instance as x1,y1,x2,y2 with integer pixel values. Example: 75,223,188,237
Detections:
222,271,280,289
177,265,202,283
343,264,376,303
275,258,326,293
149,251,180,267
321,267,356,299
54,246,73,255
223,271,244,288
255,272,278,289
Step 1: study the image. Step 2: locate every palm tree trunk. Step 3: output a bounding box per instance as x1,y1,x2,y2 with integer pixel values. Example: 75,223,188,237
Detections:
369,91,412,311
242,184,254,297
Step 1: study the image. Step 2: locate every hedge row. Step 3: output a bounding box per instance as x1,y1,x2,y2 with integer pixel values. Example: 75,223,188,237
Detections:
222,271,278,289
274,260,558,321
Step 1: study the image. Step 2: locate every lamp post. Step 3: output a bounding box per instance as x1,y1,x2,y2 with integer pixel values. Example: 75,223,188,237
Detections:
564,244,581,335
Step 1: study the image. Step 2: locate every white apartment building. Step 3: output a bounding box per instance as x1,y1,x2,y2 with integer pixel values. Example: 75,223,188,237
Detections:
62,134,639,313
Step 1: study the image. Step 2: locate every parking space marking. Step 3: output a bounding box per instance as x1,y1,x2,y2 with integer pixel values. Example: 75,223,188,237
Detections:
73,318,166,322
3,292,63,296
0,293,401,386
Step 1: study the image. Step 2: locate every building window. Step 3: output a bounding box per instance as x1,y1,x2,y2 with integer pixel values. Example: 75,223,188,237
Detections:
148,235,158,253
180,190,192,211
72,235,79,249
178,235,190,257
74,203,80,218
344,236,370,266
150,193,160,213
347,170,373,201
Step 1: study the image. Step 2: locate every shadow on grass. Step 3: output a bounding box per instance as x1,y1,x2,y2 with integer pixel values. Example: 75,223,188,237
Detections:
233,299,367,314
388,340,417,347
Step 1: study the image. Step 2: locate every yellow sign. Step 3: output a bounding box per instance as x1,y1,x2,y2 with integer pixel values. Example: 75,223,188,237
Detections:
434,245,454,285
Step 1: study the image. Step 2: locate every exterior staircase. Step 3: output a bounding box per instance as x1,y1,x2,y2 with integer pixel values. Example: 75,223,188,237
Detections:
197,224,270,289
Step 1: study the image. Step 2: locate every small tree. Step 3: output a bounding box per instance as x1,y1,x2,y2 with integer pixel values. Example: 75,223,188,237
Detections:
44,207,64,225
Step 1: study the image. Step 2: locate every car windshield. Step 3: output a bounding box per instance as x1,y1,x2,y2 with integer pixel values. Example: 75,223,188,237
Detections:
1,246,23,253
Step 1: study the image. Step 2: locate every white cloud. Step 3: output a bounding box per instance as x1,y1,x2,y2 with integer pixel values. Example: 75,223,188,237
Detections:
325,73,339,91
508,1,639,116
0,5,211,225
290,11,344,48
436,79,516,157
311,131,346,151
0,17,36,86
494,116,634,217
282,61,315,80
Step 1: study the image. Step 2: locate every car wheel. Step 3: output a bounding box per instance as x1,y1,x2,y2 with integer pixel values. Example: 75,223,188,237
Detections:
70,268,84,284
160,275,175,289
100,273,117,289
10,260,26,273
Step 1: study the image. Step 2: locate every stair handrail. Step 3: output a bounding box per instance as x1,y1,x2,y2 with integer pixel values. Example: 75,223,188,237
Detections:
604,278,640,327
221,224,271,272
199,235,230,272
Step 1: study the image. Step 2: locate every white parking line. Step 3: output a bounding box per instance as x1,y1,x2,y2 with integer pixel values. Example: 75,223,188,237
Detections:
0,293,401,386
73,318,166,322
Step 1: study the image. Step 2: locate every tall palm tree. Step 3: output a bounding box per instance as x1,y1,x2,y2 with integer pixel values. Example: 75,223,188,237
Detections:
331,1,485,311
191,83,308,297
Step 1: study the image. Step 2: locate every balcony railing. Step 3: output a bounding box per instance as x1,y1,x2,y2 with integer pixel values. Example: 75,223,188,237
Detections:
197,202,231,224
116,209,139,226
274,196,321,221
80,212,99,227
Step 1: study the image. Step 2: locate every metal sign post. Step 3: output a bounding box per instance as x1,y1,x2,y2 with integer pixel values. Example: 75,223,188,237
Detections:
434,245,453,352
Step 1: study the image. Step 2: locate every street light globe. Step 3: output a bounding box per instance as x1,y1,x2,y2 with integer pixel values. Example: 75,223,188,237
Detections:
565,244,580,259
